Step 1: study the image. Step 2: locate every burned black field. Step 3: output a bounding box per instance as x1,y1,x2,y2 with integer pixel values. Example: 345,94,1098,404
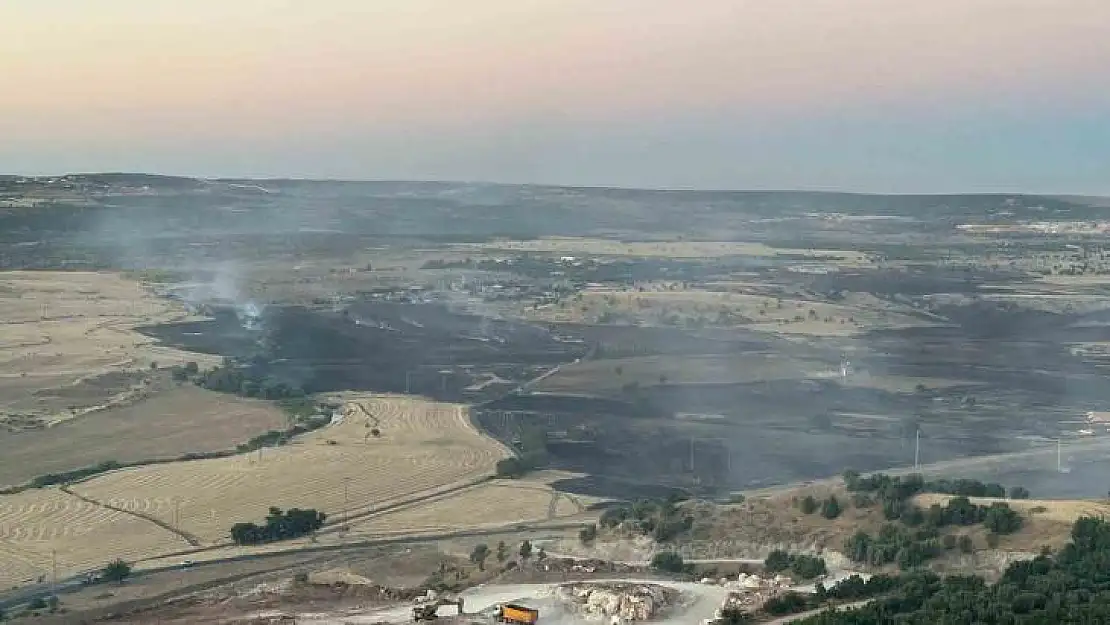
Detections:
140,288,1110,500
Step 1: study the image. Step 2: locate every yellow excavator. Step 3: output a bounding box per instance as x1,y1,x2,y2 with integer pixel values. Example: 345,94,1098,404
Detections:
412,596,465,621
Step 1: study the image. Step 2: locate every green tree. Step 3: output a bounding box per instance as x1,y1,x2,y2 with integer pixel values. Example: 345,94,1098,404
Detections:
958,535,975,553
496,540,508,563
537,547,547,561
519,540,533,561
1009,486,1031,499
469,544,490,571
650,551,686,573
765,549,793,573
800,495,819,514
821,495,843,520
579,523,598,544
102,558,132,583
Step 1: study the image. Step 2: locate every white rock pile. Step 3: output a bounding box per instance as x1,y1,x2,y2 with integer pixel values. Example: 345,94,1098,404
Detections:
557,582,678,622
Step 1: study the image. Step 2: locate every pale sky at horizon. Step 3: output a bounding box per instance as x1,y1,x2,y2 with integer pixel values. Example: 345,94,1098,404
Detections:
2,0,1109,193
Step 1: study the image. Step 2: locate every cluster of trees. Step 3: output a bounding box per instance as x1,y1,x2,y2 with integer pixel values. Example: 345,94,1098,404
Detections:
800,494,844,520
230,507,326,545
597,496,694,542
796,517,1110,624
764,549,829,580
495,425,549,478
467,539,545,572
843,493,1023,571
187,362,307,401
844,524,948,570
843,471,1026,528
235,415,332,454
844,470,1024,503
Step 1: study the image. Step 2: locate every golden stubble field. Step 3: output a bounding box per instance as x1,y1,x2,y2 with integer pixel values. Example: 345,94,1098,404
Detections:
0,488,189,588
69,395,513,545
0,395,600,589
0,271,218,429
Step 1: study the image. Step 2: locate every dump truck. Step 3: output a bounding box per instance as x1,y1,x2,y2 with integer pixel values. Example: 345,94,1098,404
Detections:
411,596,464,621
495,603,539,624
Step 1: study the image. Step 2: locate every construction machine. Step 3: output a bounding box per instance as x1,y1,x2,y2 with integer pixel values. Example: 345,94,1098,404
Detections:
411,596,464,621
495,603,539,624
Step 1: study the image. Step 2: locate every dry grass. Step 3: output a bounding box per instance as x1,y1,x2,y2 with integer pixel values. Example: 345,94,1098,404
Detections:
464,237,870,264
536,353,822,395
70,395,511,545
0,488,188,588
0,385,287,488
0,271,218,429
516,283,932,337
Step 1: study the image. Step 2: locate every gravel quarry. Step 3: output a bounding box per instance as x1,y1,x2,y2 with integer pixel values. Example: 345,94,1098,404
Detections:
293,579,732,624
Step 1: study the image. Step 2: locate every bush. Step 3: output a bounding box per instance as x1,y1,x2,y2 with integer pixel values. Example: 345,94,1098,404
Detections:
762,591,814,616
958,535,975,553
790,555,828,580
821,495,843,520
578,523,597,544
650,551,687,574
764,549,793,573
942,534,958,550
1009,486,1031,499
983,503,1024,534
800,495,819,514
101,558,132,583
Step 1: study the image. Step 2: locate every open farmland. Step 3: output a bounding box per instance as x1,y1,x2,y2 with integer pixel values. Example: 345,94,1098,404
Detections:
345,474,600,537
0,385,286,489
0,488,187,588
0,271,217,430
69,395,511,545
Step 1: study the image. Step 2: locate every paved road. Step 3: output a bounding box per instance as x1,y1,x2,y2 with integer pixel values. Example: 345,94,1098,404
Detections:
0,520,586,612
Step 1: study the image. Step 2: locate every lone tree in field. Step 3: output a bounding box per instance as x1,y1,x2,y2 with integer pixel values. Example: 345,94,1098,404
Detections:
470,544,490,571
519,540,533,561
102,558,132,584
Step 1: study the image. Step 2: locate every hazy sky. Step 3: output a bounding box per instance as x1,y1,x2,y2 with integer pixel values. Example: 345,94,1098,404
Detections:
2,0,1108,192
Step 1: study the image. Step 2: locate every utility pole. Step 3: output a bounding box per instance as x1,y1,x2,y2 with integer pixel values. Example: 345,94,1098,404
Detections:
914,428,920,470
342,477,350,531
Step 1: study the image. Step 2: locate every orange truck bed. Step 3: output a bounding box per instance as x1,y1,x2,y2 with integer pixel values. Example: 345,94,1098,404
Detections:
500,603,539,624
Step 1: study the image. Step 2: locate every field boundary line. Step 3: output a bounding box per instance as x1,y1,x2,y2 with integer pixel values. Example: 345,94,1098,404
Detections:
59,485,200,547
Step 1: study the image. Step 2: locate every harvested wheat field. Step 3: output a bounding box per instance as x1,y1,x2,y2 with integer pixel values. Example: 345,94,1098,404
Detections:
0,271,217,429
0,487,188,588
70,395,511,545
0,385,286,489
345,476,598,538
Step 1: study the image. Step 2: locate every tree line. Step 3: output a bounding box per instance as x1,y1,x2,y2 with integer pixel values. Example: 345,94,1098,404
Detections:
230,506,326,545
794,516,1110,624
